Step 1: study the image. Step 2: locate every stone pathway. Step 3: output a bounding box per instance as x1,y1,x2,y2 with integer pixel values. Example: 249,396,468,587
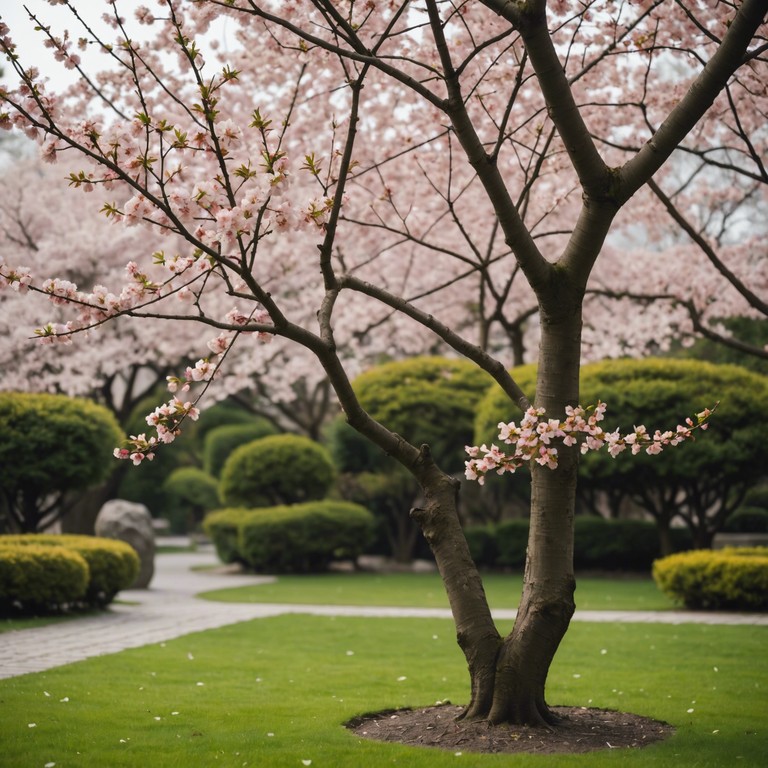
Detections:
2,548,766,680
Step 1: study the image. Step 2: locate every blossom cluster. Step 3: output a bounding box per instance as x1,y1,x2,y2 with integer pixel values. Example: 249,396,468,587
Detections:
113,310,272,465
114,396,201,465
465,401,715,484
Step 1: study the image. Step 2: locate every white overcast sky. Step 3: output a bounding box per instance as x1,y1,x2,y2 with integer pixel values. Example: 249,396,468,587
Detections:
1,1,101,90
2,2,238,92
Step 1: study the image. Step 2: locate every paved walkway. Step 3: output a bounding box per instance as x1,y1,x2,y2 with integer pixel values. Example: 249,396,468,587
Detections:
2,548,766,680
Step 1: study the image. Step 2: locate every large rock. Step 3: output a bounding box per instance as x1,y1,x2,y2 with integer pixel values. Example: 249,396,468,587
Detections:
95,499,155,588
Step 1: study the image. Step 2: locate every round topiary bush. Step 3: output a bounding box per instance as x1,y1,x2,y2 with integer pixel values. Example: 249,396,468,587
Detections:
353,356,495,472
0,392,124,532
219,434,336,508
203,422,279,477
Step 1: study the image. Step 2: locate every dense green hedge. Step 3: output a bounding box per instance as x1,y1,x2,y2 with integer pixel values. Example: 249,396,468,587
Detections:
204,501,374,573
0,545,89,611
464,517,692,571
219,434,335,508
0,534,139,612
653,547,768,610
203,508,255,564
203,422,279,477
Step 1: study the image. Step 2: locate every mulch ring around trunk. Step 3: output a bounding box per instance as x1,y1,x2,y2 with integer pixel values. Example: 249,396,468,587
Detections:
347,704,675,755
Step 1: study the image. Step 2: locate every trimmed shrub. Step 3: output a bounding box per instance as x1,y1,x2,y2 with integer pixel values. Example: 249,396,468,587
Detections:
0,534,139,606
219,434,335,508
481,517,692,572
0,392,124,532
0,544,89,612
194,399,267,442
653,547,768,610
203,508,253,564
162,467,221,533
723,507,768,534
237,501,374,573
203,422,279,477
353,356,496,472
325,417,392,475
574,517,662,570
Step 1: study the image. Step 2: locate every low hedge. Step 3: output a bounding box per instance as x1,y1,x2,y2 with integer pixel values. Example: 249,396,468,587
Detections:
652,547,768,611
465,517,693,571
0,534,139,608
0,544,89,612
205,501,375,573
203,508,255,564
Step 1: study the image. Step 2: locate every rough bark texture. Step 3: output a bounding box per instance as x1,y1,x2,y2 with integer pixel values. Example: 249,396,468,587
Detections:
410,451,503,721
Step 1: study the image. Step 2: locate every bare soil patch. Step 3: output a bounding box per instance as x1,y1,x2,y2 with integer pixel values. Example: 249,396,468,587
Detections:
347,704,674,755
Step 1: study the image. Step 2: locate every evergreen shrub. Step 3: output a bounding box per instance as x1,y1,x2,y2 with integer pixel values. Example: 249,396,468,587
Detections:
0,544,89,612
574,517,662,570
353,356,495,472
203,422,279,477
0,534,139,606
463,525,499,568
0,392,124,531
219,434,335,508
205,502,374,572
495,519,530,569
742,484,768,511
653,547,768,610
203,508,253,564
237,501,374,573
467,518,692,571
162,467,221,533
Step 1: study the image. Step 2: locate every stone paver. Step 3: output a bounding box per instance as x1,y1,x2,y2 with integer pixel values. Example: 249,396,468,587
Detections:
1,548,766,680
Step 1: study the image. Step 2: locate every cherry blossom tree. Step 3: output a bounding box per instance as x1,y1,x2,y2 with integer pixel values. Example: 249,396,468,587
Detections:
1,0,765,728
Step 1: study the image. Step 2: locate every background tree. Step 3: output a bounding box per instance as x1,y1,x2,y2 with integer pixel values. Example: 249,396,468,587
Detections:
1,0,765,729
476,358,768,552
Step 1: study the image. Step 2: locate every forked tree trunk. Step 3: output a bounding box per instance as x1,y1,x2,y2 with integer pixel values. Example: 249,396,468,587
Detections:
414,435,578,726
415,305,582,726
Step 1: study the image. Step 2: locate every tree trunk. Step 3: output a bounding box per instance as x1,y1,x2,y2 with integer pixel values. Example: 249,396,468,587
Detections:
421,303,581,725
410,454,503,721
488,302,582,724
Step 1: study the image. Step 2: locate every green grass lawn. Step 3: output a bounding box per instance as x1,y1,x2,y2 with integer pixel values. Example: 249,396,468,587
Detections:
1,615,764,767
199,571,677,611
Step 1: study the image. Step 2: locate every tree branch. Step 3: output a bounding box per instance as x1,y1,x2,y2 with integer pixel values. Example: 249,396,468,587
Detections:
619,0,768,202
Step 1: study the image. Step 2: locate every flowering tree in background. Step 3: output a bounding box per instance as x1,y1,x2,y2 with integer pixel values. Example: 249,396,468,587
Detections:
1,0,765,727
